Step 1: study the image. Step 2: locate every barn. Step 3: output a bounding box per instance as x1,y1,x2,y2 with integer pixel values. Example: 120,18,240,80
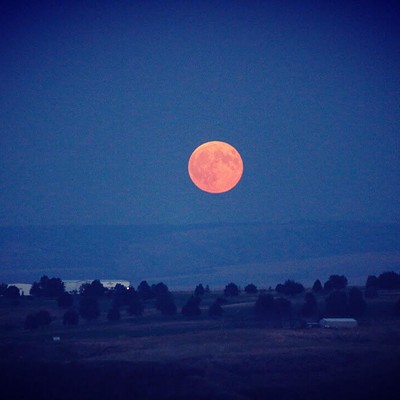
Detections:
319,318,358,328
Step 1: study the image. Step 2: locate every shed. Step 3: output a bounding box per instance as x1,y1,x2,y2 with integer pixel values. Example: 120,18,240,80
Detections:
319,318,358,328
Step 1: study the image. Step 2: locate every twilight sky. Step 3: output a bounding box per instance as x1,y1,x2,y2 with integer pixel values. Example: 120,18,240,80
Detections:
0,0,399,226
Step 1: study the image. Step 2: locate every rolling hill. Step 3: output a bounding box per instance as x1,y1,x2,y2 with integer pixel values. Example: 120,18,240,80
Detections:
1,221,399,288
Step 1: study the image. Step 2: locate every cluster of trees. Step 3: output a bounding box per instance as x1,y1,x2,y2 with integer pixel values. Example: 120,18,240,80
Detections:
365,272,400,298
24,310,52,330
325,287,366,317
0,283,20,299
276,280,305,295
254,294,292,321
30,276,65,297
2,270,400,330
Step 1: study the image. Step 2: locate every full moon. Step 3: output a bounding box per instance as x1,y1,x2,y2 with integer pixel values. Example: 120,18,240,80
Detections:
188,141,244,193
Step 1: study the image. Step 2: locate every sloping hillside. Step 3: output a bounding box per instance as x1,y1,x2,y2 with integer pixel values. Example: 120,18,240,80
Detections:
0,221,399,287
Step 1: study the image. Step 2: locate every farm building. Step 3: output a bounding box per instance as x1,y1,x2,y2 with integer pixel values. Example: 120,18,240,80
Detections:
7,280,130,295
64,280,131,292
319,318,358,329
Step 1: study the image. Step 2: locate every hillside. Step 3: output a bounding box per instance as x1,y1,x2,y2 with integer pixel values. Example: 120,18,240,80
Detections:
1,221,399,287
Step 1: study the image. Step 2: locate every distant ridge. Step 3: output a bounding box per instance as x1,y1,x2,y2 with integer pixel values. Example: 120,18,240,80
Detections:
0,221,399,288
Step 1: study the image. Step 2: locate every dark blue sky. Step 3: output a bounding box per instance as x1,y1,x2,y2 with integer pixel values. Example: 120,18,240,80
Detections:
1,0,399,226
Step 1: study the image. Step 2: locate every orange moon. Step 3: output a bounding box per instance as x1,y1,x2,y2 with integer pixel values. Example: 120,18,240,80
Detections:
188,141,244,193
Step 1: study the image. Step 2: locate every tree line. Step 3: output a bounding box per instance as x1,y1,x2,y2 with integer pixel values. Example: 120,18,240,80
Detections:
1,271,400,330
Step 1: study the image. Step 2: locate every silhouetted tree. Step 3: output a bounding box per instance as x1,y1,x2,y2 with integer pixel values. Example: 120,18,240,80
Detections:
79,296,100,321
325,290,348,317
182,296,201,317
194,284,205,297
276,280,304,296
377,271,400,290
254,294,275,319
205,285,210,293
111,284,129,308
312,279,322,292
137,280,154,300
57,292,73,308
107,308,121,322
244,284,258,294
275,283,284,294
30,275,65,297
274,297,292,320
24,310,52,329
0,283,8,296
63,310,79,326
302,292,318,317
365,275,379,298
325,275,348,291
80,280,106,297
224,283,240,296
366,275,379,289
5,285,20,299
208,300,223,317
394,297,400,317
127,289,143,316
348,287,366,316
154,286,177,316
323,280,333,292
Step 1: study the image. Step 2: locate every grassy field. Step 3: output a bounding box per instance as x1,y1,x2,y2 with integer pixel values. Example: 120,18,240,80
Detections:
1,289,400,399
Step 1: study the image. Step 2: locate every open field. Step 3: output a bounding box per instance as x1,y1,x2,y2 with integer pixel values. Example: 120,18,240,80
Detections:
1,291,400,399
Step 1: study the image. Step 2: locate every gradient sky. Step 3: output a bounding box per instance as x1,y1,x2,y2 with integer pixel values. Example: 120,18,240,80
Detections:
1,0,399,226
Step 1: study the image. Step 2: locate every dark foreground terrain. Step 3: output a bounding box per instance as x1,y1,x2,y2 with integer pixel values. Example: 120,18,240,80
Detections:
1,293,400,400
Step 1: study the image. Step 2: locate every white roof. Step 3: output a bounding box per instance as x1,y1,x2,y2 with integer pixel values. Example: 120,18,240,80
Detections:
320,318,357,322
